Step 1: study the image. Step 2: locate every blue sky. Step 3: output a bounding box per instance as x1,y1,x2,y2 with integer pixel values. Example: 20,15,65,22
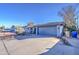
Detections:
0,3,78,28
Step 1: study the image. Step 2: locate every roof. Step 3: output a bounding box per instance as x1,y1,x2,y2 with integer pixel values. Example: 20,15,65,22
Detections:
34,22,64,27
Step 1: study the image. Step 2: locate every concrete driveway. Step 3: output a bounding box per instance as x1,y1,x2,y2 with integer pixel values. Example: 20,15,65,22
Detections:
0,37,59,55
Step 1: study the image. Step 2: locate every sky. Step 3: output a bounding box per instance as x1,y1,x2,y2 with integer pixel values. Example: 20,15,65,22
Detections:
0,3,78,28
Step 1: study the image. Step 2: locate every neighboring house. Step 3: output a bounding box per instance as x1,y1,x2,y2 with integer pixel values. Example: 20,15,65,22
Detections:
33,22,64,37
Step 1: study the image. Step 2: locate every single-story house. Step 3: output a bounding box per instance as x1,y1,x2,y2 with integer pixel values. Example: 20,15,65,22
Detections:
32,22,64,37
23,26,34,34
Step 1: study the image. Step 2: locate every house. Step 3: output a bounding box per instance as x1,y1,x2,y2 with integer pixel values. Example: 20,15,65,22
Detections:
23,26,32,34
32,22,64,37
23,22,35,34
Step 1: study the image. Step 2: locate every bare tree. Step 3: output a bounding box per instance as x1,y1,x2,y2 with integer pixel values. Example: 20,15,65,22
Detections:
59,5,77,29
27,21,34,28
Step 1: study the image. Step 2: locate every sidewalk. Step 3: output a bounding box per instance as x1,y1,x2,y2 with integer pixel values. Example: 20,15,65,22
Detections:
41,37,79,55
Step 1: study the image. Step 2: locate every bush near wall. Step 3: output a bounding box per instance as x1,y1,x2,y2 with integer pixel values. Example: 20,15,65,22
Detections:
63,25,77,36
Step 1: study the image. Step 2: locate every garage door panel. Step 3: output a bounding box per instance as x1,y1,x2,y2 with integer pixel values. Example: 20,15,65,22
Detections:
39,27,57,36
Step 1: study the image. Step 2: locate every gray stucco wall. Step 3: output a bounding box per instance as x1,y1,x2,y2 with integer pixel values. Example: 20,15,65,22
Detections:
38,26,57,36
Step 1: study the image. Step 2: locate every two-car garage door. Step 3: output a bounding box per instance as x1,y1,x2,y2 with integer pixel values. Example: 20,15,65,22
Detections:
38,26,57,36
